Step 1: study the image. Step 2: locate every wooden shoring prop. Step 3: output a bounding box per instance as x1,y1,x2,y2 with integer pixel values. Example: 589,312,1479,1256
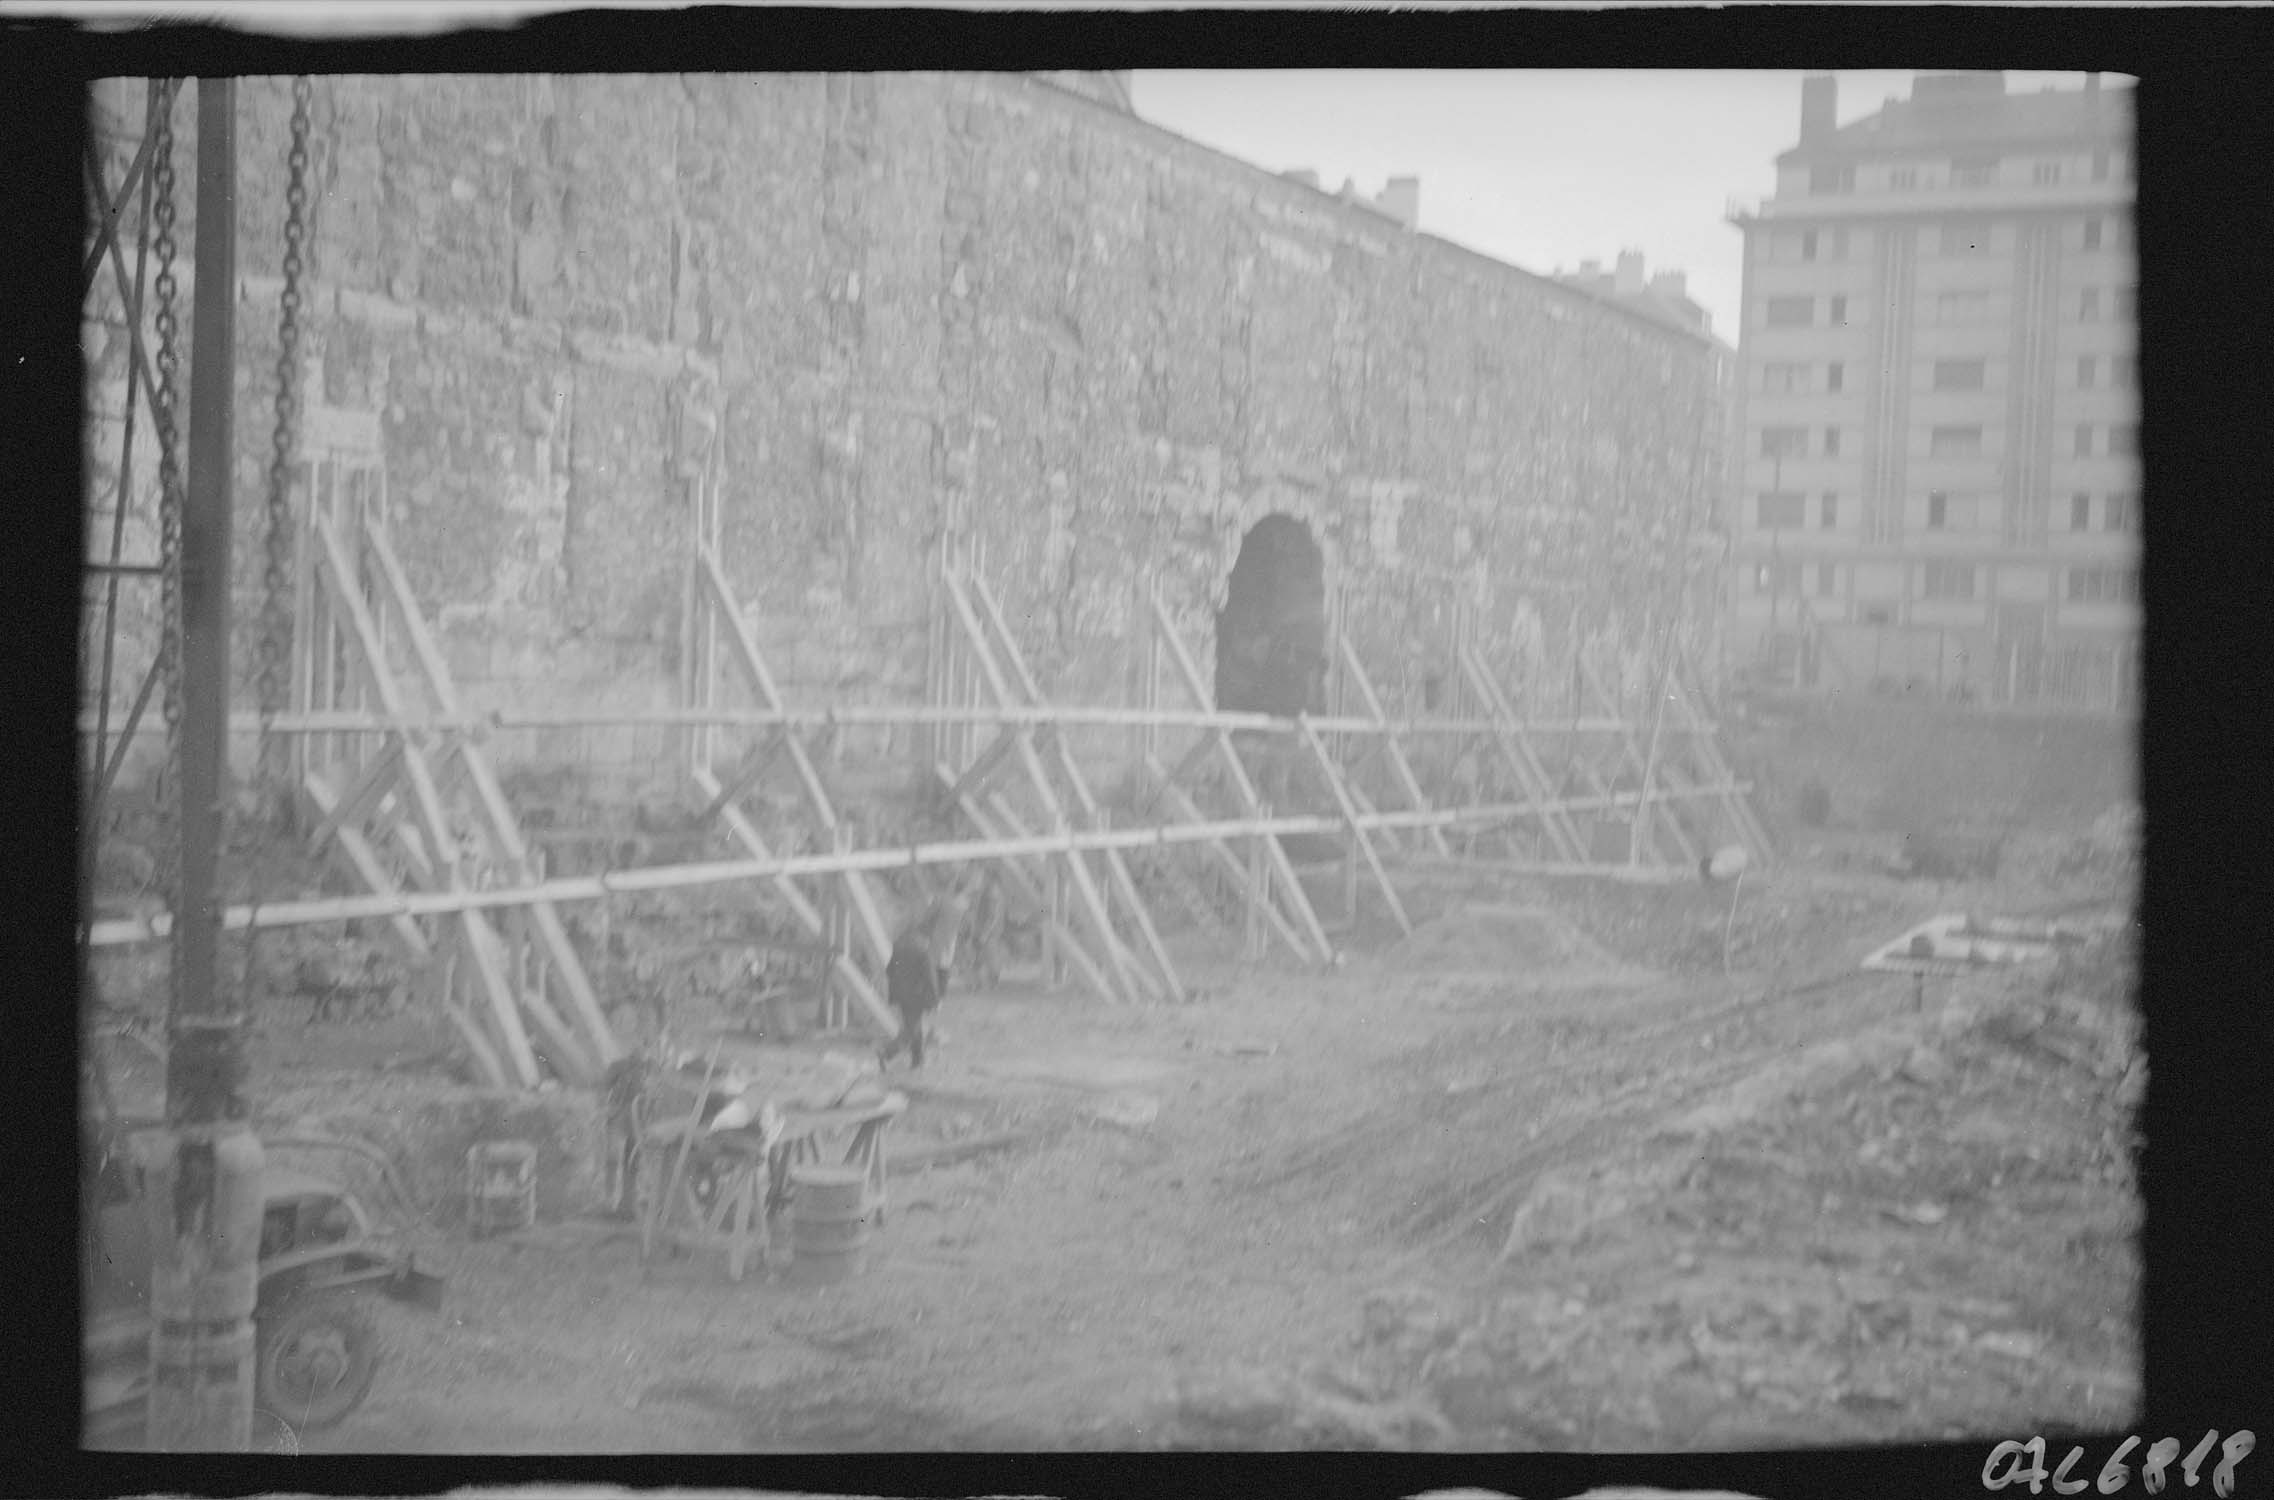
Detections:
972,784,1157,1000
691,761,898,1036
303,738,403,857
1337,632,1449,859
1296,716,1412,936
298,767,431,967
697,550,894,971
1576,656,1697,868
1146,588,1335,966
937,572,1150,1005
1672,645,1774,863
364,522,619,1077
1459,643,1589,865
934,770,1122,1006
946,723,1022,814
1142,756,1308,961
962,571,1186,1005
310,512,544,1090
695,726,788,827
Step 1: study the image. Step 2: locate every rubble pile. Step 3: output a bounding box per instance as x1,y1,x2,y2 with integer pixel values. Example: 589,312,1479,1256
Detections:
1295,921,2144,1450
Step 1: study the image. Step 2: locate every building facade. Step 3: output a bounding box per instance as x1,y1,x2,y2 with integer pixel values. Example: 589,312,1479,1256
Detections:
1727,72,2139,711
83,74,1726,798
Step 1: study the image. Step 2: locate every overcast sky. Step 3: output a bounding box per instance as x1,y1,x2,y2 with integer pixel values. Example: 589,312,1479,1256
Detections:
1128,70,2105,342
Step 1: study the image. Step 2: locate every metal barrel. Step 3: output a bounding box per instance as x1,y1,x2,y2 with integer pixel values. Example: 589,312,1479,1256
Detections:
787,1165,870,1283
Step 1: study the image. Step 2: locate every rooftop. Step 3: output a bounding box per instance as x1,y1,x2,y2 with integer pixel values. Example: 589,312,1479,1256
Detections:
1780,73,2134,164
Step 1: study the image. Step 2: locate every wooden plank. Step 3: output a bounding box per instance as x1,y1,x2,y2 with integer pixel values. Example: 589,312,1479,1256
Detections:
1580,657,1696,867
1460,646,1587,864
940,771,1122,1007
694,763,897,1036
973,783,1155,1000
466,913,598,1085
299,769,432,966
696,727,787,825
1145,756,1309,961
701,551,894,970
304,739,403,856
370,522,621,1070
1146,590,1335,965
1134,729,1219,820
1673,647,1773,860
946,725,1020,811
1339,634,1449,858
314,514,542,1086
1296,716,1412,937
961,572,1182,1002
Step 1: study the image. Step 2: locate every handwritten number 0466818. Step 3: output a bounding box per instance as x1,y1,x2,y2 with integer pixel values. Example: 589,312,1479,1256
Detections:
1984,1432,2255,1497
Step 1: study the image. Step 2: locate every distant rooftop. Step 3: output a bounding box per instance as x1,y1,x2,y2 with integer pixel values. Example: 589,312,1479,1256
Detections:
1780,72,2134,164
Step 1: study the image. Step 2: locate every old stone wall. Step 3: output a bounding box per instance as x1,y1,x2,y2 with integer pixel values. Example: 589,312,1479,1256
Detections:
84,74,1723,799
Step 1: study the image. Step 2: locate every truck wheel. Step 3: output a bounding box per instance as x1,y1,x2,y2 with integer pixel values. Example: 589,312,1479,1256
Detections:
256,1291,380,1431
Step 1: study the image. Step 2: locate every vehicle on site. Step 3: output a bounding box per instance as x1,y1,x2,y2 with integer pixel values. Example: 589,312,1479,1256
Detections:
81,1036,445,1448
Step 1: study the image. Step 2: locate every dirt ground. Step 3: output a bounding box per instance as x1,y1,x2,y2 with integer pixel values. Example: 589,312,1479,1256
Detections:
79,811,2135,1455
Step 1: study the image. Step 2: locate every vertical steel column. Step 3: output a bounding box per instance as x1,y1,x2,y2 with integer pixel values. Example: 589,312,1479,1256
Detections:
147,78,263,1455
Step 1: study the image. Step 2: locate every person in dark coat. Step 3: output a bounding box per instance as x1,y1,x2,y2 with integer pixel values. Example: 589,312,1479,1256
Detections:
877,894,967,1072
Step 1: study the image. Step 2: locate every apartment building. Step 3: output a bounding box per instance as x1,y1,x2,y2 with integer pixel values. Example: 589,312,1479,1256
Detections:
1727,72,2138,711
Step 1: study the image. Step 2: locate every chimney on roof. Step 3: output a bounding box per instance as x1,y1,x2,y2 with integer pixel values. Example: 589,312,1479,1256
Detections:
1615,250,1646,297
1376,175,1420,231
1800,74,1837,141
1651,269,1688,302
1578,258,1602,278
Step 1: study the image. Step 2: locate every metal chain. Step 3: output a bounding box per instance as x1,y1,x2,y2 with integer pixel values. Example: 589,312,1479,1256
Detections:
257,76,313,804
148,79,185,914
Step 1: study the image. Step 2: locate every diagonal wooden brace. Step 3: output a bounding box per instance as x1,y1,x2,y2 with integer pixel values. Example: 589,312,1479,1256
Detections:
1296,716,1412,937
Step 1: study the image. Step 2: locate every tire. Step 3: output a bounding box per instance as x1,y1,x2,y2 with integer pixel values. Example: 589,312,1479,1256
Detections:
255,1291,381,1431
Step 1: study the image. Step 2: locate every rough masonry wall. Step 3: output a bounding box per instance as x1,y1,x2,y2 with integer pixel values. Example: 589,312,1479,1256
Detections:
84,74,1722,796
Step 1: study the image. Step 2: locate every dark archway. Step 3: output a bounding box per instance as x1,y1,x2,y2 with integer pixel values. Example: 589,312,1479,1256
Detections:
1214,514,1328,717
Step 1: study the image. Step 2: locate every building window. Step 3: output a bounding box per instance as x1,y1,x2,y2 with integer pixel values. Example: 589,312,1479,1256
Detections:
1942,220,1993,255
2067,567,2139,604
2109,423,2138,455
2070,492,2093,531
1824,426,1842,457
1820,492,1839,528
1756,492,1805,529
2079,288,2101,321
1929,426,1984,458
1801,230,1819,261
2104,492,2134,532
1933,359,1987,391
1951,154,1999,187
1815,563,1839,597
2035,161,2063,185
1936,290,1991,323
1753,561,1803,594
2083,218,2103,250
1765,296,1814,328
1762,361,1811,394
1922,561,1978,599
1827,361,1845,392
2075,424,2095,457
2092,149,2110,182
1927,490,1949,528
1861,604,1894,626
1761,426,1808,459
1810,164,1855,195
1830,295,1848,324
2078,356,2098,389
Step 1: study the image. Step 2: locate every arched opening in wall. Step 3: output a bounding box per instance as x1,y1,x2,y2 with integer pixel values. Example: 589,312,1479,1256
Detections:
1214,513,1328,718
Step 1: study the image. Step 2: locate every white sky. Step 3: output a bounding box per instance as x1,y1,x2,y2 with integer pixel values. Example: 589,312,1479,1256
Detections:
1128,70,2103,342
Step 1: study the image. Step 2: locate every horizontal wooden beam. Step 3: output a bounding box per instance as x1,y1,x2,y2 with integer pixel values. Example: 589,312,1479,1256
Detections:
86,782,1752,948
